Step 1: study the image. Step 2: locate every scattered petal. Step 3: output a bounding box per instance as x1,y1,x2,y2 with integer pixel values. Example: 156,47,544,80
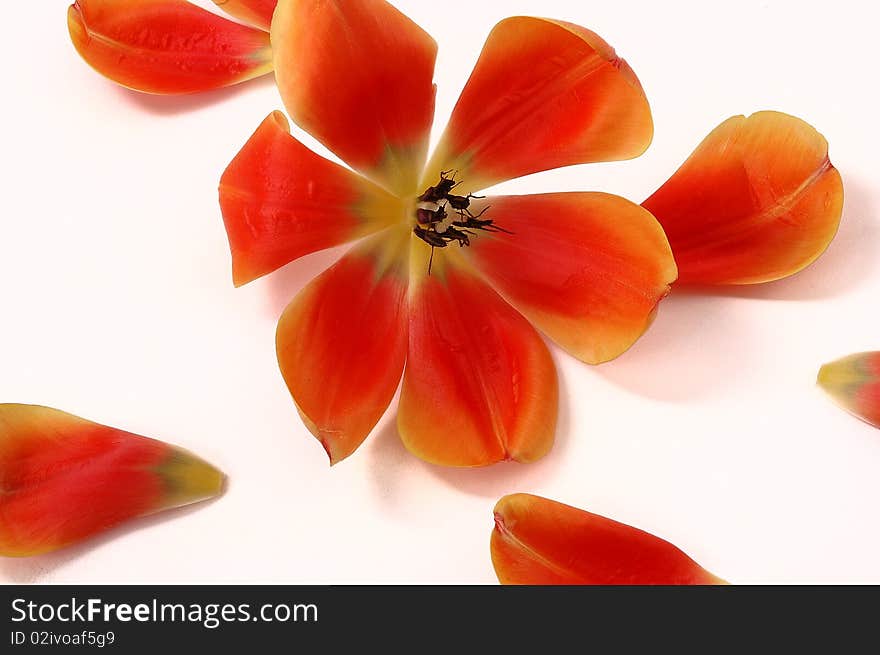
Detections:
219,111,403,286
642,111,844,285
818,352,880,428
0,404,225,557
68,0,273,94
398,253,558,467
276,228,410,465
425,17,652,192
491,493,726,585
464,193,676,364
271,0,437,195
213,0,277,30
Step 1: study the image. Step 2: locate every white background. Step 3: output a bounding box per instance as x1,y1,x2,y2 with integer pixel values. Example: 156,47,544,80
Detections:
2,0,879,584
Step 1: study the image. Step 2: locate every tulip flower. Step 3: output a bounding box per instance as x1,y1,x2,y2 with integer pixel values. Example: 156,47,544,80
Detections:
0,404,225,557
68,0,277,94
643,111,844,285
491,493,726,585
818,352,880,429
220,0,678,467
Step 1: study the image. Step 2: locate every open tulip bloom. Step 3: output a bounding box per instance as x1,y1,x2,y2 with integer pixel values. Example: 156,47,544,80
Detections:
54,0,847,570
65,0,844,468
217,0,843,468
220,0,676,467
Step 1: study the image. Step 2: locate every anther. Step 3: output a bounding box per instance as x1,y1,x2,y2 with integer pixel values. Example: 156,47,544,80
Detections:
412,172,512,274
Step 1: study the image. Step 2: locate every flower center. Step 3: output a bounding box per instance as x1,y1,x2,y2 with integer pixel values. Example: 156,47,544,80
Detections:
412,171,511,273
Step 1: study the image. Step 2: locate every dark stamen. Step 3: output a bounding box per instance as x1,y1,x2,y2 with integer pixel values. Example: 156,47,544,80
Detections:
413,172,512,274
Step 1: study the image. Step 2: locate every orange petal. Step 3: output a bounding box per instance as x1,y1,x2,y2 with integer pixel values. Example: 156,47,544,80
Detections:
642,111,844,285
398,253,558,467
491,494,726,585
219,111,403,286
276,228,410,465
213,0,276,30
0,404,225,557
271,0,437,195
463,193,676,364
818,352,880,429
68,0,273,95
424,17,652,193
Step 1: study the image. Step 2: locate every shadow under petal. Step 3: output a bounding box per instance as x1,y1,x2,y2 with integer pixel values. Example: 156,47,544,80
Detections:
0,497,224,584
116,74,277,117
364,403,414,511
595,293,758,403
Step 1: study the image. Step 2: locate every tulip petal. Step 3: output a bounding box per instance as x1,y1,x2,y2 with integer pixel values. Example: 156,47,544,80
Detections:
463,193,676,364
398,254,557,467
219,111,403,286
0,404,225,557
818,352,880,429
424,17,652,193
491,494,726,585
642,111,844,285
271,0,437,195
68,0,273,95
213,0,277,30
276,228,410,465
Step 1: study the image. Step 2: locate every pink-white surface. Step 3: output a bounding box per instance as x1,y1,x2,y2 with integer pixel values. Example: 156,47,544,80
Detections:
2,0,878,583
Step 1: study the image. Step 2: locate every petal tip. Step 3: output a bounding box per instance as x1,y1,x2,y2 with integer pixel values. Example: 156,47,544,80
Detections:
816,362,835,390
292,402,353,467
157,450,227,507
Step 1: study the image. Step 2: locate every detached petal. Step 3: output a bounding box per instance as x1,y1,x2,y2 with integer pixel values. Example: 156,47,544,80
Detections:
464,193,676,365
818,352,880,429
219,111,403,286
425,17,652,192
276,228,410,465
491,494,726,585
68,0,273,95
213,0,276,30
0,404,224,557
271,0,437,195
642,111,844,285
398,253,558,467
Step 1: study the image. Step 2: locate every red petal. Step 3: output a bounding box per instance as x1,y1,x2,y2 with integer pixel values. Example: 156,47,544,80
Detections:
492,494,726,585
818,352,880,429
271,0,437,195
463,193,676,364
642,111,844,285
219,111,403,286
68,0,273,95
276,228,410,465
0,404,225,557
398,256,558,467
425,17,652,192
212,0,276,30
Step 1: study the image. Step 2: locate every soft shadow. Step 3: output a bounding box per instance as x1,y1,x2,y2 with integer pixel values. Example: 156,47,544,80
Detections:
421,353,573,499
263,246,347,317
0,498,222,584
116,74,276,116
596,293,758,402
365,408,413,510
676,177,876,301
